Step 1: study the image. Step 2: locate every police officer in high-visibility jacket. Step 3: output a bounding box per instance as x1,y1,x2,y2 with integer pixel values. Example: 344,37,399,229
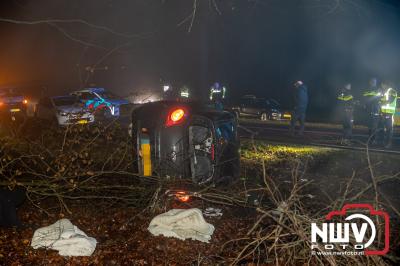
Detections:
379,85,397,148
363,82,397,148
209,82,226,111
363,78,382,142
337,83,354,145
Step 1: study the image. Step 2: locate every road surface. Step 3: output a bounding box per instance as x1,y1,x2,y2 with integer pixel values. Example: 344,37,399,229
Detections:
238,119,400,154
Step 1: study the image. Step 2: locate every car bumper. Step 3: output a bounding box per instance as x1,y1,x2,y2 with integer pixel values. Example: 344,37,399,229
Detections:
0,104,27,115
57,114,95,125
281,113,292,120
270,112,281,120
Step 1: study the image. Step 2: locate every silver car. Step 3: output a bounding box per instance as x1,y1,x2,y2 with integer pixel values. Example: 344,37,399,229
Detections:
35,96,94,126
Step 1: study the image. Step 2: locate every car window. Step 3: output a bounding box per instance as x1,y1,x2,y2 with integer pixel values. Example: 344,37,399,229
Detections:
242,98,254,107
269,99,280,108
267,99,280,109
78,92,94,100
254,99,267,108
98,92,118,99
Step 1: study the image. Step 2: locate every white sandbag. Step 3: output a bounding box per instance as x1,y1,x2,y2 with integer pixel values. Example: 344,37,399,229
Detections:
148,208,214,243
31,218,97,256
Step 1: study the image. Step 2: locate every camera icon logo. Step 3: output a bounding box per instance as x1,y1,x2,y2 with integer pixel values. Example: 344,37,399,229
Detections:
311,204,390,255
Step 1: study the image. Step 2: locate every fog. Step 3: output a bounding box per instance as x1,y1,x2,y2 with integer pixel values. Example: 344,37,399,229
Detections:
0,0,399,116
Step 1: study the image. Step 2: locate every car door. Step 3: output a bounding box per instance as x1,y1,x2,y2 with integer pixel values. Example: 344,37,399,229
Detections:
241,98,256,115
253,99,267,116
244,99,261,116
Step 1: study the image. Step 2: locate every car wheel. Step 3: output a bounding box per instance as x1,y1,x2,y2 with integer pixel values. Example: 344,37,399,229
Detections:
260,112,267,121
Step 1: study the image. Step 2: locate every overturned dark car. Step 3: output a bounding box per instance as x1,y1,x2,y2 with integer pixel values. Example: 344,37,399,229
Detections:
131,101,240,184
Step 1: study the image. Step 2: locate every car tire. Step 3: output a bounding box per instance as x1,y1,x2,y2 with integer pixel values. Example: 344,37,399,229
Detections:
260,112,267,121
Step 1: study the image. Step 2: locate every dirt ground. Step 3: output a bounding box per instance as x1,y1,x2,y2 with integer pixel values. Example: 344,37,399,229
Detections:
1,199,258,265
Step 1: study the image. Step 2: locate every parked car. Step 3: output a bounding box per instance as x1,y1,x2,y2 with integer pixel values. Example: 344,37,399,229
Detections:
35,96,94,126
131,100,240,184
231,95,291,121
70,88,129,117
0,87,28,122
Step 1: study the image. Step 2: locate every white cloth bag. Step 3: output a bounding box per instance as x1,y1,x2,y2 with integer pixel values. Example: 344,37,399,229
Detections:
148,208,215,243
31,218,97,256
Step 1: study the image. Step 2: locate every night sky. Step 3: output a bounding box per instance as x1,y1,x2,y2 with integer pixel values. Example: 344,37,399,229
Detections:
0,0,400,115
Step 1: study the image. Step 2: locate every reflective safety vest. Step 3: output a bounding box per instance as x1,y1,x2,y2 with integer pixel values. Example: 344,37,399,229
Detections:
337,93,353,101
210,86,226,101
337,92,353,109
363,90,380,97
363,88,397,114
380,88,397,115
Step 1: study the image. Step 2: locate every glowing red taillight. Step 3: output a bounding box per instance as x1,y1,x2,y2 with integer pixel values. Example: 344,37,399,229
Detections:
166,108,186,127
175,191,191,202
171,109,185,121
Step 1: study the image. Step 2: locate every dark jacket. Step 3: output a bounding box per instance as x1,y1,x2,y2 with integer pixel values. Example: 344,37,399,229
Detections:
337,89,354,110
294,85,308,112
363,86,382,115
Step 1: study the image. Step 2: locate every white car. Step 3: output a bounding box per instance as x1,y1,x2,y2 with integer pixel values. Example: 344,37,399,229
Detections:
35,96,94,126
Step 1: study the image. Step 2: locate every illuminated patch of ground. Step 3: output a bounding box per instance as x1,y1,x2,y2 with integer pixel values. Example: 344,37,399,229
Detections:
241,140,334,163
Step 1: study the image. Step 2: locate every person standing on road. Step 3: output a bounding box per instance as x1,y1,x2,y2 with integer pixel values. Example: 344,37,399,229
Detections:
337,83,354,145
363,78,381,142
378,83,397,148
363,80,398,148
209,82,226,111
290,80,308,136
